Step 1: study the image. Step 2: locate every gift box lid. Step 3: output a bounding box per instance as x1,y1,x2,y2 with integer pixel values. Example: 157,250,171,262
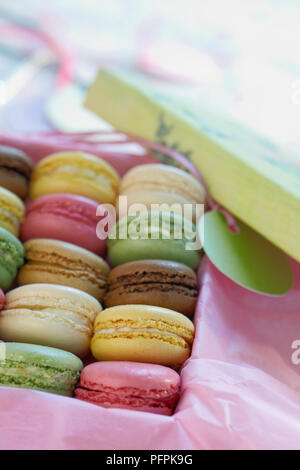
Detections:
85,68,300,264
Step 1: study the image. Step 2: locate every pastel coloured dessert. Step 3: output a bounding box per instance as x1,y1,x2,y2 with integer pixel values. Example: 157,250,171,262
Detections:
118,163,205,220
108,211,202,270
0,342,83,396
0,145,33,199
0,284,102,357
0,186,25,236
91,304,195,369
0,227,24,291
18,239,110,301
20,193,108,255
75,361,181,415
0,290,5,310
29,151,120,204
104,260,198,317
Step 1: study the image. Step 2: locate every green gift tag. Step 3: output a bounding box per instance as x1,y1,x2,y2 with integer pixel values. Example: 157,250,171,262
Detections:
199,210,293,295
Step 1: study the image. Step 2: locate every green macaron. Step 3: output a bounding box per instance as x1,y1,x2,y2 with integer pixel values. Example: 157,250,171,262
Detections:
108,211,202,269
0,227,24,291
0,343,83,396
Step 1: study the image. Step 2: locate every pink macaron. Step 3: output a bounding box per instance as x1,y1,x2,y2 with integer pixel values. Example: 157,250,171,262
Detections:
0,290,5,310
20,193,108,255
75,361,181,415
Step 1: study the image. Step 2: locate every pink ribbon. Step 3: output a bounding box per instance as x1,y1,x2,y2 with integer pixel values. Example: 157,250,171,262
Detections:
0,22,74,87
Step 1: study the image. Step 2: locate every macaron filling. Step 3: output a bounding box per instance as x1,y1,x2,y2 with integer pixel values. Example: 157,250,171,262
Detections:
0,193,24,221
107,272,198,297
111,212,197,244
0,146,32,178
22,251,107,289
0,360,81,395
94,326,192,349
0,166,30,181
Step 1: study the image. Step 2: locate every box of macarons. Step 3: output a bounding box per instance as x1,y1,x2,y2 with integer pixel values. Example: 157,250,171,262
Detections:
0,68,300,451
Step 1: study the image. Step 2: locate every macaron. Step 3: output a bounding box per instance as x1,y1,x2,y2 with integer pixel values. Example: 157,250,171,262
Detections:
0,145,33,199
118,163,205,220
0,284,102,357
75,361,181,415
29,151,120,204
104,260,198,317
18,239,110,301
0,290,5,310
0,186,25,236
91,304,195,369
108,211,202,270
0,227,24,291
0,342,83,396
20,193,108,255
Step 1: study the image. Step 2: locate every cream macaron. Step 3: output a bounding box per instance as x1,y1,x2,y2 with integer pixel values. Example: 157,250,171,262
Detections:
118,164,206,221
91,304,195,369
0,284,102,357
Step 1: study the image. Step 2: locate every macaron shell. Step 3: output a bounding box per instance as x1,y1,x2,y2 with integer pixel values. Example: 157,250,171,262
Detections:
4,342,83,371
29,151,120,204
120,164,206,203
108,238,201,270
0,284,102,357
75,388,175,415
0,315,91,358
0,342,83,396
0,227,24,291
75,361,180,415
108,211,202,269
0,171,29,201
20,194,107,255
104,260,198,316
18,238,110,301
0,186,25,236
79,361,180,391
0,145,33,199
0,290,5,310
118,191,203,222
91,304,194,368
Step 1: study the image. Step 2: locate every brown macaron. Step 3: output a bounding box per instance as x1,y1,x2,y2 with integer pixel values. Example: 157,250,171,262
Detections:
104,260,198,317
0,145,33,199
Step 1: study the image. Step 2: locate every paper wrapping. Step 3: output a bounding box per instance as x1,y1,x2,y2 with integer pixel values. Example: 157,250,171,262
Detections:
1,258,300,449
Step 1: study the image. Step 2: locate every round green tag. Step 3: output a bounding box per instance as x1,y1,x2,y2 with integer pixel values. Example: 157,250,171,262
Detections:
199,211,293,295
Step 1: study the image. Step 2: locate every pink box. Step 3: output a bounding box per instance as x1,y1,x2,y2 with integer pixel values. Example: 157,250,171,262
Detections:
0,134,299,450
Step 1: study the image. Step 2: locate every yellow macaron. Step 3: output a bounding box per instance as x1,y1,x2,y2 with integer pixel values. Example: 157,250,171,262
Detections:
0,186,25,236
29,151,120,204
91,304,195,369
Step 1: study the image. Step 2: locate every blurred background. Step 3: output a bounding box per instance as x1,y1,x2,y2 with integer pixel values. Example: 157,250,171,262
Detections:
0,0,299,153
